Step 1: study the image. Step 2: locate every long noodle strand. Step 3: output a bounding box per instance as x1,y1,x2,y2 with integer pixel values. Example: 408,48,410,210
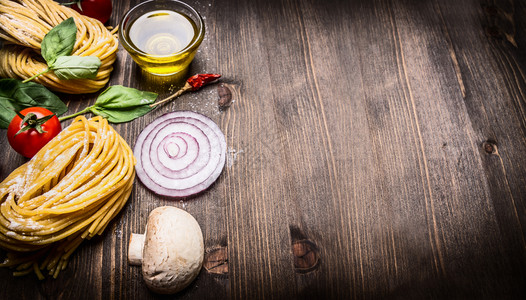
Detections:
0,0,118,94
0,116,135,278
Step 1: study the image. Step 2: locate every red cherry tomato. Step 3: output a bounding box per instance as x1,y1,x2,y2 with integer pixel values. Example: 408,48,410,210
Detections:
7,107,62,158
71,0,113,24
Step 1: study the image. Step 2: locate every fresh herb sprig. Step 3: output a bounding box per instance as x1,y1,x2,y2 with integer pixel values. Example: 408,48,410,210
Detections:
59,86,158,123
0,80,156,127
23,17,101,82
0,74,221,128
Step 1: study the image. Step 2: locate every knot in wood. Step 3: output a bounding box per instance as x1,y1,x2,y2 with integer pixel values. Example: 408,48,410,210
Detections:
292,240,319,273
484,5,498,16
203,246,228,275
482,141,498,155
217,84,233,108
485,26,502,39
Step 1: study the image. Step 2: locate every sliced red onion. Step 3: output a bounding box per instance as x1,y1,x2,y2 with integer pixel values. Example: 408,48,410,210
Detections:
134,111,227,198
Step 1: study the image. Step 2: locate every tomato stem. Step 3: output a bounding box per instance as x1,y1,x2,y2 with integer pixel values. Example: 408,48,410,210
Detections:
14,112,56,136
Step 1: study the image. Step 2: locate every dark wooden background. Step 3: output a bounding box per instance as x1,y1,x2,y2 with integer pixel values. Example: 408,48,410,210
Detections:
1,0,525,299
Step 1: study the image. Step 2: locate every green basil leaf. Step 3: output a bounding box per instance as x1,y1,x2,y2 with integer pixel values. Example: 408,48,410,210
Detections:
91,105,155,123
88,85,158,123
41,17,77,66
0,97,15,128
95,85,158,109
0,79,67,128
52,56,101,79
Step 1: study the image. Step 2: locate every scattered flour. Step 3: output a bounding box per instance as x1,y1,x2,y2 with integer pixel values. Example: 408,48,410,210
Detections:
226,147,244,168
180,200,188,210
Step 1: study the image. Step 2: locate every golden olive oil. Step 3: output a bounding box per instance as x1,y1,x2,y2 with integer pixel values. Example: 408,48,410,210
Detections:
123,10,202,75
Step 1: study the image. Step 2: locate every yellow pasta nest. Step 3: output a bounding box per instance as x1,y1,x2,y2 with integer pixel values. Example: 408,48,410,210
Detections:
0,116,135,278
0,0,118,94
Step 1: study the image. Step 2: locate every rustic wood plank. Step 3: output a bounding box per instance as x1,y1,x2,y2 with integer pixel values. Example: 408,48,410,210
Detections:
438,0,526,295
0,0,524,299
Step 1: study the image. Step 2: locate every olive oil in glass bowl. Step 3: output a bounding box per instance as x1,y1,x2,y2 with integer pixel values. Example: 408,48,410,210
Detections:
119,0,205,76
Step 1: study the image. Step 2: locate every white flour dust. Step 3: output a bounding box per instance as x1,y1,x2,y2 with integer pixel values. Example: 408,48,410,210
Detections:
227,147,244,168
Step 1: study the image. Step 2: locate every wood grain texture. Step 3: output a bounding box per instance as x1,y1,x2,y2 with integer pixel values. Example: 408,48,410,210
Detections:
0,0,525,299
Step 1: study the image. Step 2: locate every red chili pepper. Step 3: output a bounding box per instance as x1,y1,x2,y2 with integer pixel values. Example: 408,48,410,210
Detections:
187,74,221,91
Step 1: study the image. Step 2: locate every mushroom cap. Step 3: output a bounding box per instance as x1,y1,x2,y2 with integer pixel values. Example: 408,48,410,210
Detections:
142,206,204,294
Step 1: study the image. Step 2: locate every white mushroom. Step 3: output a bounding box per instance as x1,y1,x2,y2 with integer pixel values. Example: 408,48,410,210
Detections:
128,206,204,294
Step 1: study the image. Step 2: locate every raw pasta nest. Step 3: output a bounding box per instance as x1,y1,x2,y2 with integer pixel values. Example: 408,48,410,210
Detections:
0,116,135,278
0,0,118,94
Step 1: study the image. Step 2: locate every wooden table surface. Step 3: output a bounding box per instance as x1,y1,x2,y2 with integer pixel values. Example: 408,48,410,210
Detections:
1,0,525,299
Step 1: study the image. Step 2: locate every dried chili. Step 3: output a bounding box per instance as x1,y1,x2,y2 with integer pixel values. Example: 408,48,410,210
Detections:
151,73,222,108
187,74,221,91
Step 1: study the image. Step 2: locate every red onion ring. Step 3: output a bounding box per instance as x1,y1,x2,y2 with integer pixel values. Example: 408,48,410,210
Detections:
134,111,227,198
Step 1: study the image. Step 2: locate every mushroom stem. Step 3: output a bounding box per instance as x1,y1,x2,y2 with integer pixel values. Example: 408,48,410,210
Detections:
128,233,145,266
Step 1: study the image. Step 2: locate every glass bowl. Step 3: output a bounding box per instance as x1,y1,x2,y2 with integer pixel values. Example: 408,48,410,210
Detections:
119,0,205,76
